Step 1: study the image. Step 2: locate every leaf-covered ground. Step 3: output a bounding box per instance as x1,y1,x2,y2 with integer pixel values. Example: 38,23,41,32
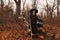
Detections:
0,17,60,40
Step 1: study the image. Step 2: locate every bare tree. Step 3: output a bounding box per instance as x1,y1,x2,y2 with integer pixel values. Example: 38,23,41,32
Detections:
50,0,57,18
0,0,4,19
43,0,57,18
1,0,4,8
32,0,38,9
45,0,49,17
14,0,21,17
22,0,26,15
57,0,60,16
23,0,26,10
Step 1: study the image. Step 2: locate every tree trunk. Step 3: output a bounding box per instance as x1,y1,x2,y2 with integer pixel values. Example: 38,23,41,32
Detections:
0,0,4,20
14,0,21,17
57,0,59,16
1,0,4,8
16,5,20,16
32,0,37,9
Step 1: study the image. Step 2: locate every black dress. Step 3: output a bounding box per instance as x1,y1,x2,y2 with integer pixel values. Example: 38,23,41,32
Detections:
30,15,44,34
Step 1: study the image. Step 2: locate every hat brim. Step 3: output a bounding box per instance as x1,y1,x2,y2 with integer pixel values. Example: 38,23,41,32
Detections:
30,9,38,13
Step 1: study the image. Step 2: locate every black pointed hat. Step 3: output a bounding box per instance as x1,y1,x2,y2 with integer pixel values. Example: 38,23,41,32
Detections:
30,9,38,13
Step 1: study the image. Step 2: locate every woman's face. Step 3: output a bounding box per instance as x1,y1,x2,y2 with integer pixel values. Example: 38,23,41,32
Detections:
32,11,35,15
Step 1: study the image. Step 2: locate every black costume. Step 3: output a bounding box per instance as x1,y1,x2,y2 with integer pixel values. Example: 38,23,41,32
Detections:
30,9,44,34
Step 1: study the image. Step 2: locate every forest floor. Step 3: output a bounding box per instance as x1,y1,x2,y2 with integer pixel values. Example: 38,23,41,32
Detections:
0,17,60,40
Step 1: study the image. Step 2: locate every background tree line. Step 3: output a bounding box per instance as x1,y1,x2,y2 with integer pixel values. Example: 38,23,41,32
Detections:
0,0,60,24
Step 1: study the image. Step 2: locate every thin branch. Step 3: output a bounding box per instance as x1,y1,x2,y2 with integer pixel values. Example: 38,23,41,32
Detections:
52,0,56,12
14,0,18,3
35,0,39,8
23,0,26,9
